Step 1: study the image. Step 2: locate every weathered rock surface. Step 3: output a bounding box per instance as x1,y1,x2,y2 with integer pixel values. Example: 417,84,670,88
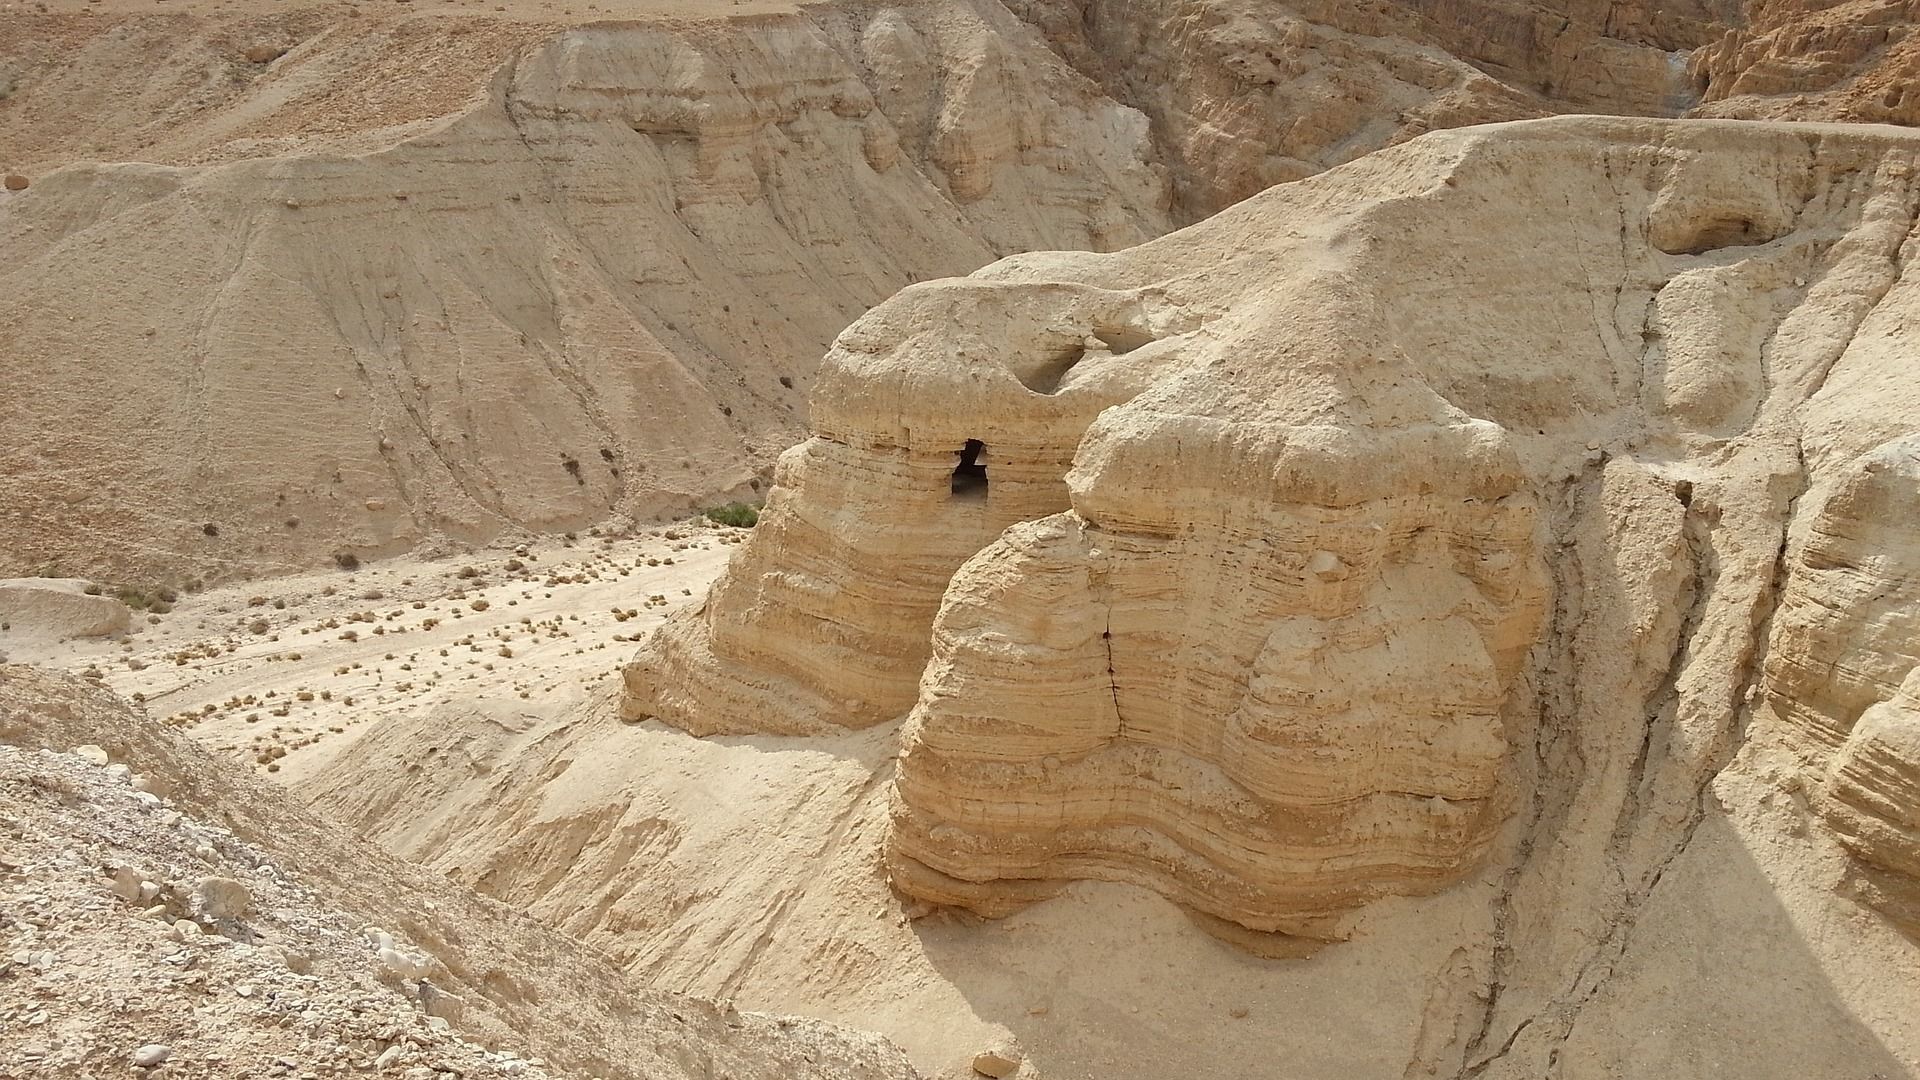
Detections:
1693,0,1920,125
12,0,1912,583
0,579,130,640
1012,0,1735,217
627,116,1920,960
0,664,920,1080
0,3,1170,582
1768,436,1920,937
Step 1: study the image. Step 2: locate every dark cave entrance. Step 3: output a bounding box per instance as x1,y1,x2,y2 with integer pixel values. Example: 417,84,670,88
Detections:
951,439,988,499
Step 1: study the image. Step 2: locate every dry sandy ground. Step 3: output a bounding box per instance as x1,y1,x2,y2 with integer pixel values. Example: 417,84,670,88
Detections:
3,522,741,786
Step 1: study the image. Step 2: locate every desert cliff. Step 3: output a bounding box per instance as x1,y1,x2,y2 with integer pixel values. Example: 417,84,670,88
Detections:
10,0,1914,582
5,3,1920,1079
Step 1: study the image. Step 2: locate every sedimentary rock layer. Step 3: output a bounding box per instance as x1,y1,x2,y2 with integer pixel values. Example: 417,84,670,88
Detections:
628,117,1920,944
0,3,1171,582
16,0,1904,583
1774,437,1920,936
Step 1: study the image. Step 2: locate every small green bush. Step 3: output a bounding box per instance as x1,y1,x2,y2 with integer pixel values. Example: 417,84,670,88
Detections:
703,502,760,528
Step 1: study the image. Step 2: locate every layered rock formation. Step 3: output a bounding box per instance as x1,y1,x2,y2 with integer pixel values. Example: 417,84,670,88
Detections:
627,117,1920,957
19,0,1914,583
1769,436,1920,937
622,282,1207,734
0,3,1171,582
1693,0,1920,125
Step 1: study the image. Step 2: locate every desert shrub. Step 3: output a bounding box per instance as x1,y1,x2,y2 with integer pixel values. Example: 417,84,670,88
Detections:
703,502,760,528
112,586,157,610
334,551,361,571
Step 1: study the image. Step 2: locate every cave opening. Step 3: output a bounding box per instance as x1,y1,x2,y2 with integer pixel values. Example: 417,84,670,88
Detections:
951,439,988,499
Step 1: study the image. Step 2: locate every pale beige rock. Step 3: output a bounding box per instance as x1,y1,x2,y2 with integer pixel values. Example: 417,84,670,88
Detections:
6,1,1920,1068
625,116,1920,975
1824,668,1920,936
193,876,250,920
0,4,1171,583
970,1048,1019,1078
0,580,129,640
1761,436,1920,935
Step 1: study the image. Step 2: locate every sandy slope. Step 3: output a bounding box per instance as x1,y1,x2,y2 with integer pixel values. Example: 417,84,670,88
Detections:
4,523,1463,1078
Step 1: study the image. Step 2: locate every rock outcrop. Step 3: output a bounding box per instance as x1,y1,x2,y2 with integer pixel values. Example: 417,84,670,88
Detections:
1693,0,1920,126
18,0,1914,583
1767,436,1920,937
627,116,1920,954
0,3,1171,582
0,579,131,640
1011,0,1736,217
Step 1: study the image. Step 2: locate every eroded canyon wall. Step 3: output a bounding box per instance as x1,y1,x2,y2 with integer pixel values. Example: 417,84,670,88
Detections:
625,118,1920,957
0,3,1171,582
18,0,1906,582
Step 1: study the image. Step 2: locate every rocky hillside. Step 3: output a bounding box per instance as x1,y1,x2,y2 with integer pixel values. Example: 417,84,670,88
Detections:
1695,0,1920,124
11,0,1912,583
0,664,919,1079
0,2,1172,583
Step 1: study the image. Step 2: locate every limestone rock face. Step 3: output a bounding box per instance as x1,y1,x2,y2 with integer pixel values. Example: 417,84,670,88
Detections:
886,310,1548,936
1011,0,1734,217
0,664,920,1080
628,116,1920,946
1767,439,1920,748
623,282,1206,734
1768,436,1920,935
1825,669,1920,937
0,4,1171,583
1692,0,1920,125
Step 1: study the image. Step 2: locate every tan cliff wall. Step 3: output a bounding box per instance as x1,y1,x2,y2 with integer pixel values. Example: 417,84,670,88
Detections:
623,118,1920,971
18,0,1901,584
1004,0,1739,219
0,3,1172,583
1693,0,1920,126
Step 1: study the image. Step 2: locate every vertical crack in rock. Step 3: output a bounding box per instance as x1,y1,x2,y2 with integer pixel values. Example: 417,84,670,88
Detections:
1610,498,1711,854
1458,466,1594,1079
